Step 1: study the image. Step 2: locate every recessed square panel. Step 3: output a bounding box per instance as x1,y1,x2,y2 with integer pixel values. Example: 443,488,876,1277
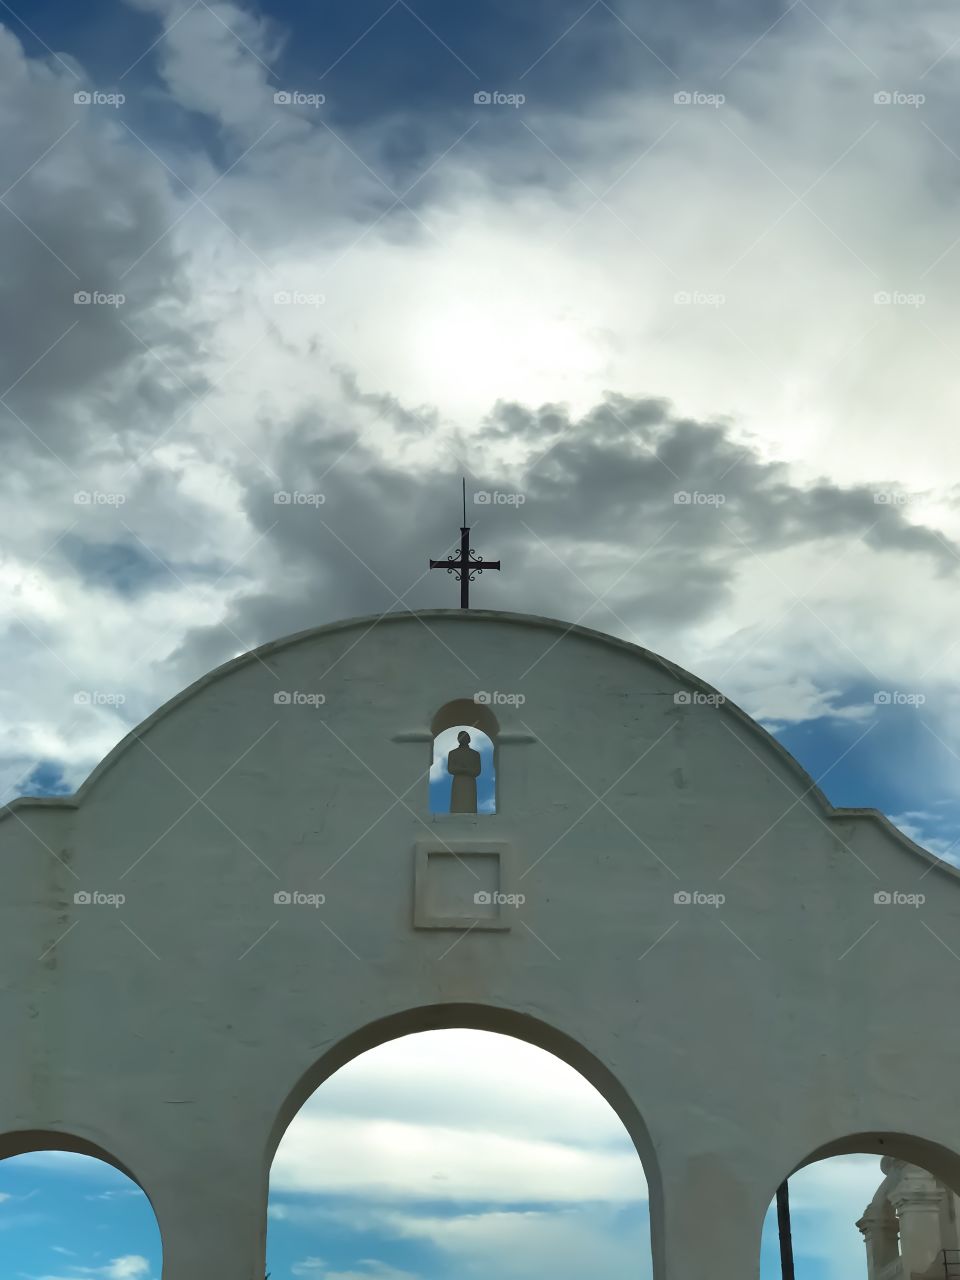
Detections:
414,840,514,930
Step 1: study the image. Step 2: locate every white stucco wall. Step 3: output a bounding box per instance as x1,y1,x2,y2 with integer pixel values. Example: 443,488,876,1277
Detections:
2,609,959,1280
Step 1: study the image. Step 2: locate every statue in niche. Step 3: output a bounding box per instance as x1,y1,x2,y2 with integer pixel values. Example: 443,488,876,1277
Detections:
447,730,481,813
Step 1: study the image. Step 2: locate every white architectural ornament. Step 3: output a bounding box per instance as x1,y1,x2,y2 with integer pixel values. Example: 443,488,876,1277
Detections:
858,1157,960,1280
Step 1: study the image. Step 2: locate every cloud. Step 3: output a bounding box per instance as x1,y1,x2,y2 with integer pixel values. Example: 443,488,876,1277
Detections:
0,27,206,462
162,392,960,735
28,1257,151,1280
2,0,960,831
373,1205,651,1280
291,1262,420,1280
272,1032,646,1205
102,1259,151,1280
273,1115,643,1204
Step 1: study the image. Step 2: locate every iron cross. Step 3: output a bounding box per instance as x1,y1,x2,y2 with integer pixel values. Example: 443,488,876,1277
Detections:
429,479,501,609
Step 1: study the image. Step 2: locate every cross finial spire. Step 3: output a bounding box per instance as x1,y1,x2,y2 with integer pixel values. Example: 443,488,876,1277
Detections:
429,478,501,609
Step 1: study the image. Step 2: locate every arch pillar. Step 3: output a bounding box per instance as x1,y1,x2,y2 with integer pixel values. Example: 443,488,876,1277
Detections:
654,1152,762,1280
149,1155,268,1280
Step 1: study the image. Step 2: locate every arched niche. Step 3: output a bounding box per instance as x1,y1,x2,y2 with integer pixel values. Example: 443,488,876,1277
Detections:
0,1129,163,1276
430,699,500,741
264,1005,658,1280
430,699,500,814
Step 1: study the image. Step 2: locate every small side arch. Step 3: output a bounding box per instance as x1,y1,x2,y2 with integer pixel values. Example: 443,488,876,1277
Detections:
0,1127,165,1268
0,1127,151,1193
790,1130,960,1198
758,1129,960,1280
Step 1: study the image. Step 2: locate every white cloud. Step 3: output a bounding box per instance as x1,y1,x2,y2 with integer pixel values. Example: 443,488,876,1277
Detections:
29,1256,151,1280
273,1114,642,1204
377,1205,650,1280
292,1262,420,1280
272,1031,646,1205
103,1259,151,1280
282,1029,640,1145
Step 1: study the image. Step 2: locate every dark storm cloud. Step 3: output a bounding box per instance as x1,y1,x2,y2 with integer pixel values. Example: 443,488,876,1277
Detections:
497,397,957,566
165,392,957,684
0,26,208,461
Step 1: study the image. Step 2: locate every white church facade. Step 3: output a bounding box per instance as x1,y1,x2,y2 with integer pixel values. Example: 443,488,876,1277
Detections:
2,609,959,1280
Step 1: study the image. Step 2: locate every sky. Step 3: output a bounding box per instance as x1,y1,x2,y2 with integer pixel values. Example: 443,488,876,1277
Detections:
2,0,959,1274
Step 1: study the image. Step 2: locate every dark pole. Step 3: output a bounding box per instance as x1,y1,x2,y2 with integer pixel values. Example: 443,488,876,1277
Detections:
777,1180,795,1280
459,526,470,609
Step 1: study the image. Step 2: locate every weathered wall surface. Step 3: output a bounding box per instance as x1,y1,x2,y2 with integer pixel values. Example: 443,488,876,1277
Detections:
1,610,958,1280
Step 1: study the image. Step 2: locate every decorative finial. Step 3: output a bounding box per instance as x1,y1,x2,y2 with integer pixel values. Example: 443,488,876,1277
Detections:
429,478,501,609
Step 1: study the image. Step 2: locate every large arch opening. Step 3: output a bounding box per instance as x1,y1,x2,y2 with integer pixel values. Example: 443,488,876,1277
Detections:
266,1008,657,1280
760,1134,960,1280
0,1131,163,1278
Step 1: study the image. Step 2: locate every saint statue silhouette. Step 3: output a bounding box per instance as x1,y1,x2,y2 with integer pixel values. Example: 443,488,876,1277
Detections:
447,730,482,813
